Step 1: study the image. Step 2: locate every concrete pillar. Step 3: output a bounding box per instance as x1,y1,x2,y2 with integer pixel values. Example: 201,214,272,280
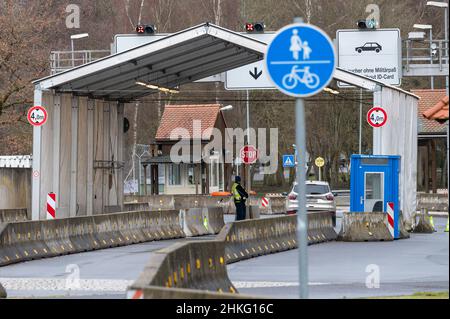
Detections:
40,92,55,219
93,100,104,214
108,102,118,206
70,96,79,217
53,94,61,211
86,99,95,215
117,103,125,210
103,102,110,209
59,94,72,218
76,97,88,215
31,88,43,221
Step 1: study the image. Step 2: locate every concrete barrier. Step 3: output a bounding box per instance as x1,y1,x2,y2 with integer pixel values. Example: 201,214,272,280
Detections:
307,211,337,244
0,210,184,267
216,216,298,264
398,211,411,239
262,194,287,215
205,207,225,234
412,209,435,233
181,208,209,237
417,193,448,212
129,286,257,299
130,240,236,294
0,282,6,298
338,212,394,242
0,208,28,223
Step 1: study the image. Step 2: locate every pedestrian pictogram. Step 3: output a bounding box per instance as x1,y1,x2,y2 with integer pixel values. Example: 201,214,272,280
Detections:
367,107,387,128
265,23,336,97
283,155,296,168
27,106,48,127
240,145,258,164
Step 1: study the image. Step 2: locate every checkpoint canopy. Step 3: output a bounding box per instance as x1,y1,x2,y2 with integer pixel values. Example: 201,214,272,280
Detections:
31,22,419,225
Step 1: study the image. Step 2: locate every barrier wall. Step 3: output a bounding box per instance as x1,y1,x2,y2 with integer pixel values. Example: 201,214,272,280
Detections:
307,211,338,244
216,216,297,264
0,209,29,223
417,193,448,212
0,210,184,267
263,194,287,215
0,282,6,298
338,212,394,242
129,286,255,299
130,241,236,294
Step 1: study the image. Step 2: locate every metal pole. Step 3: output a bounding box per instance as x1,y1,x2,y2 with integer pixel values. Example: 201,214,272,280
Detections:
71,39,75,67
295,98,308,299
445,7,449,193
246,90,251,191
359,88,363,154
430,29,434,90
319,167,321,181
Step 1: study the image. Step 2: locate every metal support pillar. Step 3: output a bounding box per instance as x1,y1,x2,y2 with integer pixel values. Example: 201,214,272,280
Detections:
70,96,79,217
86,99,95,215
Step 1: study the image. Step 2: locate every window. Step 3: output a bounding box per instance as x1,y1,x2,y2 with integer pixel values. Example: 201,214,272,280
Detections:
304,184,330,195
168,164,181,185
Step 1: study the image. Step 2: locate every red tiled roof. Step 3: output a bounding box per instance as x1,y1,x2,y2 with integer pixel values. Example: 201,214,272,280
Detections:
423,95,449,122
155,104,223,141
411,89,447,134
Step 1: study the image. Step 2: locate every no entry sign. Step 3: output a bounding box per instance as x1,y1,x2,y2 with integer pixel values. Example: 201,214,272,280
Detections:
367,107,387,128
27,106,48,127
240,145,258,164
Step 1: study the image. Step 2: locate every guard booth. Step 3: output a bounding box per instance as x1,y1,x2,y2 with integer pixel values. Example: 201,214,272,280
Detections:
350,155,401,238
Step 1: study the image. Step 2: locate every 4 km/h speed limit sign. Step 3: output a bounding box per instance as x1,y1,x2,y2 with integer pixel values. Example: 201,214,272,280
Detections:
27,106,48,127
367,107,387,128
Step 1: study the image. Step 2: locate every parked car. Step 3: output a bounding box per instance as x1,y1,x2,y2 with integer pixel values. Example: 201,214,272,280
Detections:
286,181,337,226
355,42,382,53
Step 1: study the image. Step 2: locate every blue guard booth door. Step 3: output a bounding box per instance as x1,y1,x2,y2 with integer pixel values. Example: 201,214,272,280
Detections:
350,155,401,239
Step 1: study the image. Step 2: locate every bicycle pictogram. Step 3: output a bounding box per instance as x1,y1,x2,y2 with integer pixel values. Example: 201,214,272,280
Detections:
282,66,320,90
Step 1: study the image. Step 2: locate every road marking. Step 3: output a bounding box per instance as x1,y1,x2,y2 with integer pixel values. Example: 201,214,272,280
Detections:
233,281,330,288
0,278,133,292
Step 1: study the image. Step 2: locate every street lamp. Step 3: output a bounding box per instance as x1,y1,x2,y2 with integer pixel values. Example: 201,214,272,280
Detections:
220,105,233,112
413,24,434,89
70,33,89,67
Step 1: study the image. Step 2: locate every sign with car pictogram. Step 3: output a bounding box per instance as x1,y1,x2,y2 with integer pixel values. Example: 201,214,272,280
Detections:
27,106,48,127
336,29,401,87
367,107,388,128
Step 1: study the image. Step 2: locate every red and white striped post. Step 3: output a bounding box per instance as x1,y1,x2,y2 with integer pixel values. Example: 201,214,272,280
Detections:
47,192,56,220
261,197,269,208
387,202,395,238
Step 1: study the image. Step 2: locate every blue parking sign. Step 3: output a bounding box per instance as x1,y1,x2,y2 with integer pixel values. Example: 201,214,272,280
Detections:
283,155,296,168
265,23,336,98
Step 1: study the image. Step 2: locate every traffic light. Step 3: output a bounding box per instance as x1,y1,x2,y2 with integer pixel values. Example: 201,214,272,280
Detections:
357,18,377,30
245,22,265,33
136,24,157,35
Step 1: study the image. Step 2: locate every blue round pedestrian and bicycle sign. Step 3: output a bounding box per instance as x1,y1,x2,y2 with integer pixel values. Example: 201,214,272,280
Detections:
265,23,336,98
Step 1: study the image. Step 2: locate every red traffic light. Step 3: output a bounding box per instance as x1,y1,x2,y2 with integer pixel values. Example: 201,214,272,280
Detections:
136,24,156,35
245,23,255,32
136,25,145,34
245,22,265,33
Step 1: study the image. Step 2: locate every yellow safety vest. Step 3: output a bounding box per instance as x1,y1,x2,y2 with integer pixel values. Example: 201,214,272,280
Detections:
231,182,242,202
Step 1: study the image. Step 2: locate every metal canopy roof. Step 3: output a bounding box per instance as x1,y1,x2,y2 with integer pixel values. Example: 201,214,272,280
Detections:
33,22,419,102
33,23,266,102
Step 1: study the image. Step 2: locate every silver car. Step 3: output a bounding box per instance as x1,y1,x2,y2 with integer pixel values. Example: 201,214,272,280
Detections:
286,181,337,226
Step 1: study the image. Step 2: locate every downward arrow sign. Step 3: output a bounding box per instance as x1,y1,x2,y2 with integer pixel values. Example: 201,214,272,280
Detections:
249,67,263,80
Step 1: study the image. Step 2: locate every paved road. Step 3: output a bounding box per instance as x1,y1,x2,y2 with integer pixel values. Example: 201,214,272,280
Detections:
0,216,447,299
228,217,449,299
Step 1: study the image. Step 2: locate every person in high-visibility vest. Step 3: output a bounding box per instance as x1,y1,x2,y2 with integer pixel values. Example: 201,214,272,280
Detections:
231,176,248,221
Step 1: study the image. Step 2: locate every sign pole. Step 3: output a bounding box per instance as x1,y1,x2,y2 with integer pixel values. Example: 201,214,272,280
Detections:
295,97,308,299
